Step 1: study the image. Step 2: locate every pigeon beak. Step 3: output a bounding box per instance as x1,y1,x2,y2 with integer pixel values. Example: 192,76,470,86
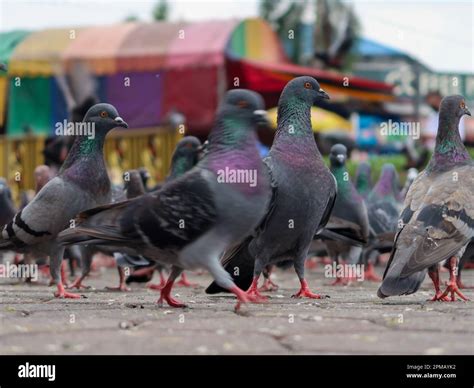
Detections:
114,116,128,128
336,154,345,164
253,109,270,127
317,88,330,100
464,106,471,116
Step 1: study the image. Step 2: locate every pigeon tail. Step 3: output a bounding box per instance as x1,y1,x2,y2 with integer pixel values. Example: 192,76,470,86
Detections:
377,242,426,298
205,237,254,294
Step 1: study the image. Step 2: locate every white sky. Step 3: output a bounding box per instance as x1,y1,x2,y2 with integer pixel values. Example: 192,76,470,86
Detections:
0,0,472,73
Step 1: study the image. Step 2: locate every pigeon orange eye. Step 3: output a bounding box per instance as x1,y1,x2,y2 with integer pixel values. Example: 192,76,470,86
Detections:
100,111,108,118
460,102,465,109
304,82,313,89
237,100,248,108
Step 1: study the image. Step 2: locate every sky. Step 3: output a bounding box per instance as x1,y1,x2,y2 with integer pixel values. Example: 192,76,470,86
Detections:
0,0,472,73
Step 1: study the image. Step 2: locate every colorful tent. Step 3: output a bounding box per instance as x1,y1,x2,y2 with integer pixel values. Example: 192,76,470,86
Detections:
2,19,395,136
7,28,84,135
0,30,31,129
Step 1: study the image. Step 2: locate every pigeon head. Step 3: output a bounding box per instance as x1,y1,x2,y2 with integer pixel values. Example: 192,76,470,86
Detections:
168,136,202,179
0,63,7,72
375,163,400,196
124,170,146,199
219,89,268,127
280,76,330,106
439,95,471,120
355,162,372,195
138,167,150,188
329,144,348,167
83,103,128,134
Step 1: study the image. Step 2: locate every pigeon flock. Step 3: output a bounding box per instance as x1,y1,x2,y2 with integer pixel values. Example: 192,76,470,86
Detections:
0,76,472,313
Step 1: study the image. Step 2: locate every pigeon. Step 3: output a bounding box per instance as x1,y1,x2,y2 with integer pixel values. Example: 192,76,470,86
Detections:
355,162,372,199
0,178,16,228
58,89,272,309
0,103,128,298
322,144,369,285
378,95,473,301
206,76,335,300
363,163,401,281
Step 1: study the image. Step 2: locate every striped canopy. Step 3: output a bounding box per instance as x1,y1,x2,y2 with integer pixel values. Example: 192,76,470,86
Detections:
3,18,395,136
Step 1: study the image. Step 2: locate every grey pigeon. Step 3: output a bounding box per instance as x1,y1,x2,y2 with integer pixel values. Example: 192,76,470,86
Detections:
378,95,473,301
206,76,335,300
355,161,372,199
124,139,203,289
322,144,369,285
0,103,127,298
362,163,401,281
58,89,272,310
0,178,16,228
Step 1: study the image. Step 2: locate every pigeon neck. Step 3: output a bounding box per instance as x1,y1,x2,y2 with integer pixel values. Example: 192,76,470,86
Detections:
275,97,313,138
59,133,111,196
60,133,107,170
167,156,195,181
273,97,320,158
373,173,396,198
430,113,470,169
207,116,257,155
356,172,371,195
331,165,351,194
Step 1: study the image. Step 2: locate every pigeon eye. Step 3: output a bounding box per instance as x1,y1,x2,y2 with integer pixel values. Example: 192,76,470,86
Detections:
460,101,465,109
100,111,108,118
304,82,313,89
237,100,248,108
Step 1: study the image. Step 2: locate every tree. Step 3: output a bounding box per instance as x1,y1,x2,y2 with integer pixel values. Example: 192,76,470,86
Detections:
153,0,169,21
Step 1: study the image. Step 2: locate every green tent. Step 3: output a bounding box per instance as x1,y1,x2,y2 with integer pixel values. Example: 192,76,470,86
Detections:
0,30,31,130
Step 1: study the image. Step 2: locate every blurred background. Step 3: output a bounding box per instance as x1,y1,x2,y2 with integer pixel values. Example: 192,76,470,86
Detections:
0,0,473,202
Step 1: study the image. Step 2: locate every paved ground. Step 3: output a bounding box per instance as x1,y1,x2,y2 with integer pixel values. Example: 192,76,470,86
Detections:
0,263,473,355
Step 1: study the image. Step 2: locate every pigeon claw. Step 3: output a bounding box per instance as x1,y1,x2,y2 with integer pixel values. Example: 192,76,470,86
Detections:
437,281,470,302
258,278,279,292
157,295,187,308
292,279,325,299
230,286,265,312
175,273,199,288
148,281,166,290
363,264,382,282
67,277,91,290
54,284,81,299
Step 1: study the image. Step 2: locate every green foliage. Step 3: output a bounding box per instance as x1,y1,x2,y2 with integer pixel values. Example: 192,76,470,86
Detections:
153,0,169,21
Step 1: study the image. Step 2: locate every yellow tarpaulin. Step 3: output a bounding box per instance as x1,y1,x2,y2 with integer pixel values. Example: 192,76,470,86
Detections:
9,28,81,76
0,77,6,127
267,106,352,133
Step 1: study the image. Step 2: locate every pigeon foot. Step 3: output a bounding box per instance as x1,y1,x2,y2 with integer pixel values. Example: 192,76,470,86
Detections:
437,281,469,302
157,277,187,308
175,273,198,288
245,278,269,302
363,264,382,282
67,277,91,290
292,279,326,299
231,286,265,311
258,278,279,292
54,283,81,299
